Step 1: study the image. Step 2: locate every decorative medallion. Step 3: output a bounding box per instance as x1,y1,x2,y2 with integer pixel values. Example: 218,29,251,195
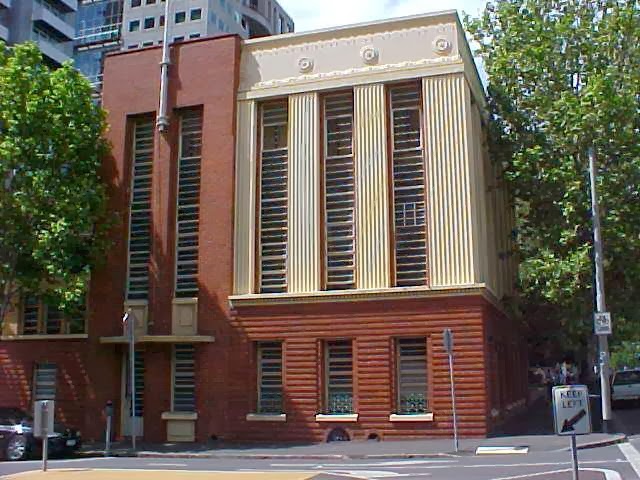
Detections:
433,37,452,55
297,57,314,73
360,45,379,65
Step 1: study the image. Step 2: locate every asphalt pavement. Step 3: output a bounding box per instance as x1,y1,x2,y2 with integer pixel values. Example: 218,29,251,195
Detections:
2,442,640,480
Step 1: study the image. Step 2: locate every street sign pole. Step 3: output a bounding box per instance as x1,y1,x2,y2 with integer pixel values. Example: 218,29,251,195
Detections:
34,400,54,472
42,403,48,472
570,434,579,480
588,147,612,431
443,329,458,452
104,400,114,456
123,309,137,451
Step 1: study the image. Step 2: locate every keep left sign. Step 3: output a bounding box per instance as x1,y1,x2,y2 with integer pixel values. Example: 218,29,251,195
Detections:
552,385,592,436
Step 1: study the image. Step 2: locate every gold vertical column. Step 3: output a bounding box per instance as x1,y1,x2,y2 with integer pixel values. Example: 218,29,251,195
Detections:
233,100,257,294
423,74,476,287
288,92,321,293
354,84,391,290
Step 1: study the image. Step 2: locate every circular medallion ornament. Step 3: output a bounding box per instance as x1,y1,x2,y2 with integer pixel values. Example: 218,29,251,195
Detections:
433,37,452,55
360,45,379,65
298,57,314,73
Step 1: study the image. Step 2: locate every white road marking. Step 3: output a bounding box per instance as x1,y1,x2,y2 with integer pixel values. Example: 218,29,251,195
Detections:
619,442,640,478
270,460,457,468
492,468,623,480
588,468,623,480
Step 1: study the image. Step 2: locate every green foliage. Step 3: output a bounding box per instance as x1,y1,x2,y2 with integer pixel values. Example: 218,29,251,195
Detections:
465,1,640,351
0,42,110,323
611,341,640,370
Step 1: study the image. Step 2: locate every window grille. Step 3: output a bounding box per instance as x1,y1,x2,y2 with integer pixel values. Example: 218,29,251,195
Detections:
259,101,288,293
325,340,353,414
22,296,39,335
390,84,427,286
257,342,283,413
323,92,355,290
397,338,427,414
127,349,145,417
175,110,202,297
172,344,196,412
34,363,57,401
126,118,154,300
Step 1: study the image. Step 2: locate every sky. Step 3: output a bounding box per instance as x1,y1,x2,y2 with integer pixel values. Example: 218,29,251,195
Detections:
276,0,487,33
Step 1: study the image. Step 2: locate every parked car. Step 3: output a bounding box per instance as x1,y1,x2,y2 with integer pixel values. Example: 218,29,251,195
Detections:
611,369,640,407
0,407,81,461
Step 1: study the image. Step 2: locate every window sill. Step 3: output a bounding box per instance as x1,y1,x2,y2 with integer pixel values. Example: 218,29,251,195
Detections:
389,413,434,422
161,412,198,421
0,334,88,341
246,413,287,422
315,414,359,422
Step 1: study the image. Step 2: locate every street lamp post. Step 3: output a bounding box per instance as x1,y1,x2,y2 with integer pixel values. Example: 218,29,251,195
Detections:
588,147,612,432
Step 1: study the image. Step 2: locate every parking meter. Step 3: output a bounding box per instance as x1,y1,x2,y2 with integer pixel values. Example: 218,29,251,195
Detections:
104,400,114,456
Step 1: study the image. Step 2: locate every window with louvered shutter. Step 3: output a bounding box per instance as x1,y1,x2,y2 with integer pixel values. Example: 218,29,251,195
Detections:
127,349,145,417
45,305,63,335
172,344,195,412
175,110,202,298
34,363,57,401
258,101,288,293
323,92,355,290
126,119,154,300
325,340,353,414
390,84,427,287
257,342,283,414
22,296,40,335
397,337,427,414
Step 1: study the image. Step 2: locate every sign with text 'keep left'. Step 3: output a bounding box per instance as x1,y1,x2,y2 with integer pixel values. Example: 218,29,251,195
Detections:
552,385,591,436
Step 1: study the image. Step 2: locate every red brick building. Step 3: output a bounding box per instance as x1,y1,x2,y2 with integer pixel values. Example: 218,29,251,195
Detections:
0,11,527,444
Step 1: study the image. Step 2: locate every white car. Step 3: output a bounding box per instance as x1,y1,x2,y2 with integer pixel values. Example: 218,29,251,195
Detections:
611,369,640,406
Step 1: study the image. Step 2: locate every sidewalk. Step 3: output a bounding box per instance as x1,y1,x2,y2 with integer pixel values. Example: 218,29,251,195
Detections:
80,432,626,460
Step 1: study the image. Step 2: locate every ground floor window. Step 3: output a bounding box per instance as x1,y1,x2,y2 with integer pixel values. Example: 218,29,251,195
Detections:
257,341,283,413
396,337,428,414
34,362,57,401
325,340,354,414
172,344,195,412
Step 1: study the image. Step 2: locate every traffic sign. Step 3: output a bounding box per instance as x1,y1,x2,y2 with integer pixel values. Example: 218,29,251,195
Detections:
594,312,612,335
552,385,591,436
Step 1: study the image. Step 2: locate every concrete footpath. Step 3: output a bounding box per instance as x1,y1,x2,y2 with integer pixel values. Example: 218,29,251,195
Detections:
80,432,627,460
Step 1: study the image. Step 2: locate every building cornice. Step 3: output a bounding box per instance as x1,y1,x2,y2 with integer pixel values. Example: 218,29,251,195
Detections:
229,284,501,309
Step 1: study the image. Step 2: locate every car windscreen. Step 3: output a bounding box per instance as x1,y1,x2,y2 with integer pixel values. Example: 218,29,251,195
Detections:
614,371,640,385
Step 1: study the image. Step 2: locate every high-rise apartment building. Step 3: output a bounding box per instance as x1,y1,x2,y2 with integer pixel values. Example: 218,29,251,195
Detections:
74,0,124,89
0,0,77,65
120,0,293,51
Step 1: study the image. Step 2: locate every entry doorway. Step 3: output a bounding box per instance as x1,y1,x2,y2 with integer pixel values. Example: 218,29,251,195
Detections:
121,348,144,438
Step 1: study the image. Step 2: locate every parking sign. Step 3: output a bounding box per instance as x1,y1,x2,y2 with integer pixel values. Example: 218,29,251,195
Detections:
552,385,591,436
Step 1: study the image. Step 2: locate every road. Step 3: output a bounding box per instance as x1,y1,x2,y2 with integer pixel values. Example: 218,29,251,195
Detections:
2,442,640,480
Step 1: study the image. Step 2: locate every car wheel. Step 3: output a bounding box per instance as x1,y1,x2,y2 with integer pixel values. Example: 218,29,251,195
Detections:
6,435,28,461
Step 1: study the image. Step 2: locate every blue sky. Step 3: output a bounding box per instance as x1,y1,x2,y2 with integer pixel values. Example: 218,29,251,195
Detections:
277,0,488,32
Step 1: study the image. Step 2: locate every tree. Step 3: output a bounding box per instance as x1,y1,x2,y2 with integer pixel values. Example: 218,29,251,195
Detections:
465,1,640,355
0,42,110,328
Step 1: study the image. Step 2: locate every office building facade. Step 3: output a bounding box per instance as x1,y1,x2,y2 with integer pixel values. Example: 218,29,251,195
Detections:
1,11,526,444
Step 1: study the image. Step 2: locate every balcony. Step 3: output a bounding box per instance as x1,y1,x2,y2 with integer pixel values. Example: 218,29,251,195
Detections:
0,0,11,9
33,36,72,65
52,0,77,12
33,3,75,40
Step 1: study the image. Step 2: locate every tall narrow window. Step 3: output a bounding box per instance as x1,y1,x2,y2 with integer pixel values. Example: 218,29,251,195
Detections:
22,296,40,335
126,118,154,300
34,363,57,401
127,349,145,417
323,92,355,290
396,338,427,414
45,305,63,335
325,340,353,414
389,84,427,286
175,110,202,297
257,342,283,413
258,101,288,293
172,344,196,412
